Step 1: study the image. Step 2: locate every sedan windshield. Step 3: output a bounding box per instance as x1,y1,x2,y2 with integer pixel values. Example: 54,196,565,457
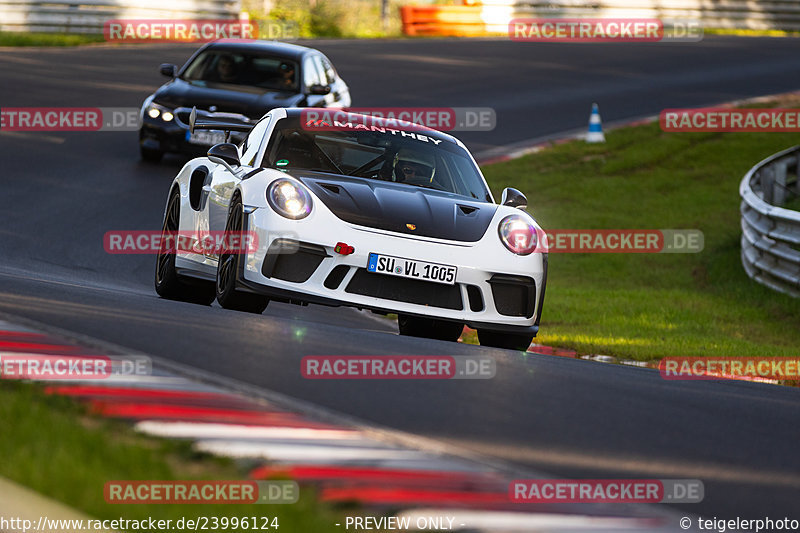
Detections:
182,50,299,92
261,116,492,202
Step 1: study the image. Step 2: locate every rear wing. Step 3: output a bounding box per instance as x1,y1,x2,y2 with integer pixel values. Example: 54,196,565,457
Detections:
188,106,254,142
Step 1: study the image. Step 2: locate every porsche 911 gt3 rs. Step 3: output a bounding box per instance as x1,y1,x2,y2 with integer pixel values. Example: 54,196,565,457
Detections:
154,108,546,350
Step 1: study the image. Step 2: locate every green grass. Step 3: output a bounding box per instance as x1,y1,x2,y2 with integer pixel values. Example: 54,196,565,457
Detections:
0,32,105,47
0,381,342,530
783,193,800,212
480,123,800,361
242,0,404,38
705,28,800,38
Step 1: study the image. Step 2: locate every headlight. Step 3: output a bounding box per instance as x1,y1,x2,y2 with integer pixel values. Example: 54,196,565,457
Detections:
498,214,538,255
267,179,313,220
146,104,174,121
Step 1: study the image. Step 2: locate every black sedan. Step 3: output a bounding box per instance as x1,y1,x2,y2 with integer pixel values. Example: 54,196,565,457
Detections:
139,40,351,162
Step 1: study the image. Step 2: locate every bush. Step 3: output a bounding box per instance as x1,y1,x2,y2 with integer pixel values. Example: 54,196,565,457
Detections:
244,0,402,38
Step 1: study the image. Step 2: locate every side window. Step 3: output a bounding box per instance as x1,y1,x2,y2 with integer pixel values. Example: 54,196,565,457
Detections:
240,116,271,167
303,56,321,88
311,56,328,86
317,55,336,85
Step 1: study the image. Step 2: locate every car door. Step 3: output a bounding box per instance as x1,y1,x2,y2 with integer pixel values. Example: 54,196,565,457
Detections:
207,116,271,237
206,165,243,243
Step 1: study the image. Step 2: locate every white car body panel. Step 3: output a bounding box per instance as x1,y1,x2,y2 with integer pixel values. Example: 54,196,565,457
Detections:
164,108,546,333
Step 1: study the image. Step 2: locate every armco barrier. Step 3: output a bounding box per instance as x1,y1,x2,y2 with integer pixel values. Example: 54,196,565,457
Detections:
740,145,800,298
0,0,241,34
401,0,800,36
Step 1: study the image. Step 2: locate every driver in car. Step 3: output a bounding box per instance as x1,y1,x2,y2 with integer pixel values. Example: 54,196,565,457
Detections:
215,54,239,83
278,62,296,90
393,148,436,187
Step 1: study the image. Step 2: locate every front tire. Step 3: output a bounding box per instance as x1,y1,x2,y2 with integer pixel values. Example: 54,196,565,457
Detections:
216,195,269,314
477,329,533,351
397,315,464,342
154,188,216,305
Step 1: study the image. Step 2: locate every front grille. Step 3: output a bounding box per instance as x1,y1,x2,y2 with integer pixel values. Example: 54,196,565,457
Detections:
488,274,536,317
345,269,463,310
175,110,192,126
324,265,350,289
466,285,484,312
261,240,328,283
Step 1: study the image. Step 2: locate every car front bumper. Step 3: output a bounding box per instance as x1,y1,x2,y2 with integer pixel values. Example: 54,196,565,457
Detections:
235,204,547,333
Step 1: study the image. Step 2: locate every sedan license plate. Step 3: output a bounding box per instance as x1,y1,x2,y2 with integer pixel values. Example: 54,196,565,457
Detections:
187,130,226,146
367,253,457,285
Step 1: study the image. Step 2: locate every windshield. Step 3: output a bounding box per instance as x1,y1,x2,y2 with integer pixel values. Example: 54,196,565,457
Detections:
181,49,298,92
260,116,492,202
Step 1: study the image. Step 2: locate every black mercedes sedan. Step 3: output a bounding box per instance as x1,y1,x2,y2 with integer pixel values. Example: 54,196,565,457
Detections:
139,40,351,162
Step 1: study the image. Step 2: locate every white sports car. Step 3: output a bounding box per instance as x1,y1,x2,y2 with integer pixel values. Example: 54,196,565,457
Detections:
155,108,547,350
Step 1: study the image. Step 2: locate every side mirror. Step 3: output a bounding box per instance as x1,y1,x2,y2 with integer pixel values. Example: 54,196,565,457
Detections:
208,143,240,171
307,84,331,96
160,63,177,78
501,187,527,209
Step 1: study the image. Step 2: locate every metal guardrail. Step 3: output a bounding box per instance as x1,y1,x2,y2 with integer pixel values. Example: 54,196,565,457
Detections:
740,146,800,298
0,0,241,34
402,0,800,36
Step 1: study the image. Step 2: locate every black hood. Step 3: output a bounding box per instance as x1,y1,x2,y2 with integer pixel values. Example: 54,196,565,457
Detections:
297,173,497,242
153,78,303,119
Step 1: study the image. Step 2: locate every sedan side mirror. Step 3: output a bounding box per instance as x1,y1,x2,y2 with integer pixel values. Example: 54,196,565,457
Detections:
501,187,527,209
160,63,177,78
307,84,331,96
208,143,240,172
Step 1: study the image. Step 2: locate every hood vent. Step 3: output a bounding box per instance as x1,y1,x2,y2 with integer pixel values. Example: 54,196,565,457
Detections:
297,173,498,242
318,182,341,195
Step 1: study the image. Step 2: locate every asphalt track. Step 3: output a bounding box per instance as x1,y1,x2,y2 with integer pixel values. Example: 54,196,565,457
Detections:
1,37,799,522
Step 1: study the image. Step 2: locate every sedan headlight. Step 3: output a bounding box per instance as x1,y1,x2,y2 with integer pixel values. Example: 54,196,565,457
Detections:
498,214,538,255
267,179,313,220
146,103,174,121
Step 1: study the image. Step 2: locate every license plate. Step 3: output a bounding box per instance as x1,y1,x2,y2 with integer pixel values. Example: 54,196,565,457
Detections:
367,253,457,285
187,130,226,146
